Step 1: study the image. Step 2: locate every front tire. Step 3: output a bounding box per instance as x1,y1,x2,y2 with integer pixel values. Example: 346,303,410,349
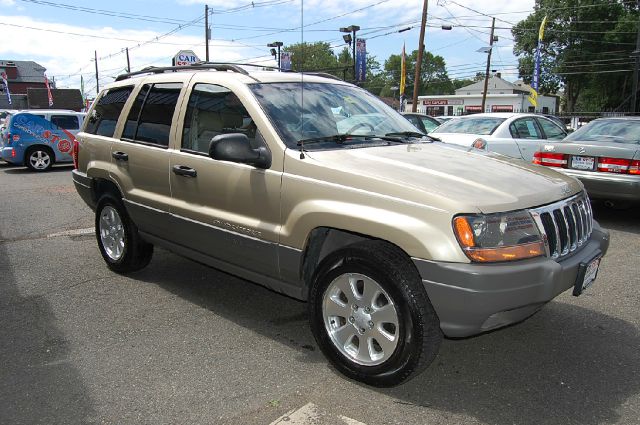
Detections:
309,240,442,387
95,195,153,273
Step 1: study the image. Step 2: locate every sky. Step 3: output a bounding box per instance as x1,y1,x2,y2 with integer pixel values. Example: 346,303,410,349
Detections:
0,0,535,96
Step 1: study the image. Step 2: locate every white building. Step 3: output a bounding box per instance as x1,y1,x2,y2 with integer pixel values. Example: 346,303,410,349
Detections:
408,74,559,117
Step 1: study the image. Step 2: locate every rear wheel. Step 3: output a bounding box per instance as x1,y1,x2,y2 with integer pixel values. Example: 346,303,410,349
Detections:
25,146,54,171
95,195,153,273
309,240,442,387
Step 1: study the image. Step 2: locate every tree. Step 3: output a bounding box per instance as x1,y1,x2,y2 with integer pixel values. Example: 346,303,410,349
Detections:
283,42,339,74
383,49,455,97
512,0,635,112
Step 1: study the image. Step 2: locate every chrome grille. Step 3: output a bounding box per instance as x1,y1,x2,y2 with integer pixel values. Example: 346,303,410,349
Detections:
530,192,593,259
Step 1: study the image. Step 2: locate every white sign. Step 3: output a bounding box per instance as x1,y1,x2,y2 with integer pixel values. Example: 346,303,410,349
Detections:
173,50,200,67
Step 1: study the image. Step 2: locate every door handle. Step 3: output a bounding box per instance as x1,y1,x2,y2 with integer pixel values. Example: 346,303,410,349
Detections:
172,165,197,178
112,151,129,161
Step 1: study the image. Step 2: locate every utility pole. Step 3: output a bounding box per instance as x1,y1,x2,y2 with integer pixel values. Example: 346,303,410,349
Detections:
481,17,496,113
94,50,99,94
632,0,640,113
340,25,360,82
205,5,210,62
126,47,131,73
411,0,428,112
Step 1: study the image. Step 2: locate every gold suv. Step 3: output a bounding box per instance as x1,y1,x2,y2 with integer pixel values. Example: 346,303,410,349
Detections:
72,64,609,387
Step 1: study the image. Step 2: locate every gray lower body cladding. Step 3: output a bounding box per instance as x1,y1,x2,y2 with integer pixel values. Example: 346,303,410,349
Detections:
413,223,610,338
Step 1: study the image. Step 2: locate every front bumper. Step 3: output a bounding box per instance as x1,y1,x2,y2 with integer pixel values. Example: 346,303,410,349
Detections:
559,169,640,202
413,223,610,338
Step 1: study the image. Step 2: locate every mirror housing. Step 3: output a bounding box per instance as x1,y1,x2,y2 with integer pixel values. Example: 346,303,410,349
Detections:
209,133,271,169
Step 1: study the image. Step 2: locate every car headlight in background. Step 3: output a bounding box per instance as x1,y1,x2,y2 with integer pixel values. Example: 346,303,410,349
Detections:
453,211,545,262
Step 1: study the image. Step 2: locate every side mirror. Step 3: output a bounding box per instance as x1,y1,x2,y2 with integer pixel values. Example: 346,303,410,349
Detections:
209,133,271,169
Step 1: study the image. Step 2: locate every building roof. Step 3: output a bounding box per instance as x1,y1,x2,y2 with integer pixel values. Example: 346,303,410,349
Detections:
27,88,83,111
0,60,46,83
455,75,530,96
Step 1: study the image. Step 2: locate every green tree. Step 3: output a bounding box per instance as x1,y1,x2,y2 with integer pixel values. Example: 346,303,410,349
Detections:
283,42,339,74
512,0,635,112
383,50,455,97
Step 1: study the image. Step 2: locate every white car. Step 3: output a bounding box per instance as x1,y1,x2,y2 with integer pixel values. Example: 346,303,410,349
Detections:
431,113,567,161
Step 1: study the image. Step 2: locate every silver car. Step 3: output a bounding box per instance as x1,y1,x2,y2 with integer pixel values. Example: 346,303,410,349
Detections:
533,117,640,206
431,113,567,161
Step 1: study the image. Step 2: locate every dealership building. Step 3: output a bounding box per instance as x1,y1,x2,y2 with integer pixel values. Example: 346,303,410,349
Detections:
407,74,558,117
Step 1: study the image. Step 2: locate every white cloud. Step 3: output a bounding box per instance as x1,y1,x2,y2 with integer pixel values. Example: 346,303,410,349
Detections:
0,15,273,93
0,0,16,6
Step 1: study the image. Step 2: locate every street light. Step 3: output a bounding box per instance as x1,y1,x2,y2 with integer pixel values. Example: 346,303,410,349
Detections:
340,25,360,82
267,41,284,70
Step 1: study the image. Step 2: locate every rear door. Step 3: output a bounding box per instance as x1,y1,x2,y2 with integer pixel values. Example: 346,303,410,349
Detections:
508,116,547,161
109,82,184,239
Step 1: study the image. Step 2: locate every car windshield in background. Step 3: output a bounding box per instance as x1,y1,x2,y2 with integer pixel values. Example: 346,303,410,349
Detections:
565,119,640,144
434,117,506,135
250,82,423,149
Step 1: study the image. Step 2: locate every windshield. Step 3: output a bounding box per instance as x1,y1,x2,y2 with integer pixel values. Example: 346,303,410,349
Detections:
432,117,506,135
250,82,423,149
565,119,640,144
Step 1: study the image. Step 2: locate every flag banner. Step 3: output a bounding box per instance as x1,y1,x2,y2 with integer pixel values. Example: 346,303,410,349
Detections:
529,15,547,107
400,43,406,96
280,52,292,71
1,70,11,105
44,73,54,107
355,38,366,82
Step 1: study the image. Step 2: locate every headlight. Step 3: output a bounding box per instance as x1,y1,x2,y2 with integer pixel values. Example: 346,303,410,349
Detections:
453,210,545,262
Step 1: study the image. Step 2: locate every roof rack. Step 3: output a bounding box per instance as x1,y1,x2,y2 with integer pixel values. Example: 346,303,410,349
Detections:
114,62,278,81
303,72,343,81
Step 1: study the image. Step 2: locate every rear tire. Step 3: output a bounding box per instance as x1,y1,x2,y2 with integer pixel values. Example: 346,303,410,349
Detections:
309,240,442,387
95,195,153,273
25,146,54,171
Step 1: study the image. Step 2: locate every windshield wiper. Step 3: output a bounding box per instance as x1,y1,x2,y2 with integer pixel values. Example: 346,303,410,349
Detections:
296,134,403,146
385,131,439,142
296,134,370,146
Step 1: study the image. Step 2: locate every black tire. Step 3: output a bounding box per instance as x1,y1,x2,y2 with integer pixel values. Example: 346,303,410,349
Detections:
309,240,442,387
25,146,54,172
95,195,153,273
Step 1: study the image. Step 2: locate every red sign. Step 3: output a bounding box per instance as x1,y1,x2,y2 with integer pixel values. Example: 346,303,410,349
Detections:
491,105,514,112
465,106,482,112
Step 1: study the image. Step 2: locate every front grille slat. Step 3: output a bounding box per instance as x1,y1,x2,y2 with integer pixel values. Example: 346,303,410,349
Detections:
531,192,593,261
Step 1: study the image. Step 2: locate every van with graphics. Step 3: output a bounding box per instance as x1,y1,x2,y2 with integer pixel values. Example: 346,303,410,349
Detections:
0,110,85,171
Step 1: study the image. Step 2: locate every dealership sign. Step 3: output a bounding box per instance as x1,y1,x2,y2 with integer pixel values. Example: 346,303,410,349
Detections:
423,99,464,106
173,50,200,67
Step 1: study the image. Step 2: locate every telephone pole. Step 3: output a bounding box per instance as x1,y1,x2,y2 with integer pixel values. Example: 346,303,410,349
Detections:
126,47,130,73
481,17,496,113
205,5,210,62
94,50,99,94
411,0,428,112
631,0,640,113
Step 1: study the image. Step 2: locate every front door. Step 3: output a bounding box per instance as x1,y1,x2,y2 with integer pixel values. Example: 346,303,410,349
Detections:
167,82,281,279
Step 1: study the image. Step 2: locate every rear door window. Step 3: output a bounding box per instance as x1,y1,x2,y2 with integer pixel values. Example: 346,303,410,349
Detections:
509,118,543,139
122,83,182,147
51,115,79,130
85,86,134,137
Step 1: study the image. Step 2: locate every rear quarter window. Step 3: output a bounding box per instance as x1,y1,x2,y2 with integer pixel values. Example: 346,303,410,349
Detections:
85,86,134,137
51,115,79,130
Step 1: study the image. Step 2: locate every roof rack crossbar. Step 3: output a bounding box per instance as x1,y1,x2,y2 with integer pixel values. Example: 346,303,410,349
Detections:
115,62,268,81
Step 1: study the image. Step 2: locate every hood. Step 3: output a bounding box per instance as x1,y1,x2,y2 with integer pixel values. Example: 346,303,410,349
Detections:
429,133,483,147
305,142,583,214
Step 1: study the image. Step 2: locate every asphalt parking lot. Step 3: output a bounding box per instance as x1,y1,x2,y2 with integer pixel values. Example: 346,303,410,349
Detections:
1,161,638,425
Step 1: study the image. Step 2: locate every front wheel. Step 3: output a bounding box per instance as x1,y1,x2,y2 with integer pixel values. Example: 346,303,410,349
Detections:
309,240,442,387
95,196,153,273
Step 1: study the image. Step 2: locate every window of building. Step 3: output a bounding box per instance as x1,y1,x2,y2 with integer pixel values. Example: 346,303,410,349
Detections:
122,83,182,147
85,86,134,137
51,115,79,130
181,83,258,154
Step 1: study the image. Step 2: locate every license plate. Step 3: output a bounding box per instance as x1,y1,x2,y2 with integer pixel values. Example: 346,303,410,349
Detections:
571,155,595,170
573,255,601,296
